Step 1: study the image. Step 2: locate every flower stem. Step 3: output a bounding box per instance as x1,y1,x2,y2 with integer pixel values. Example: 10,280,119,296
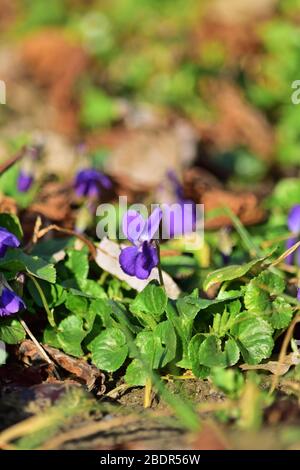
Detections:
27,274,55,327
155,240,164,288
143,377,152,408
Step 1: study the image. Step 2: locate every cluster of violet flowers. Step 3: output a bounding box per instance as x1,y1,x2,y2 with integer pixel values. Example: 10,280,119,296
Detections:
0,228,25,317
74,168,112,200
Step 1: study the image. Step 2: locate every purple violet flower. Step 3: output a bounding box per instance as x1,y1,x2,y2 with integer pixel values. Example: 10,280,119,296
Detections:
119,208,162,280
17,170,34,193
0,227,20,258
286,205,300,265
74,168,112,199
0,287,25,317
164,170,196,238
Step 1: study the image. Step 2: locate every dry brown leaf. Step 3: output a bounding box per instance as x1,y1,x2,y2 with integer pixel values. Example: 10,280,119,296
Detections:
198,82,274,160
240,353,300,376
105,130,182,191
0,195,17,214
207,0,277,24
21,30,88,136
96,238,180,299
203,189,266,229
195,19,260,65
183,167,222,200
104,121,198,192
18,340,106,395
0,0,18,31
183,168,266,229
28,182,73,224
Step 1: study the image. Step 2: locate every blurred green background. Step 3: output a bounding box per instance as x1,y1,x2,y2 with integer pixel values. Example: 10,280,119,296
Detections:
0,0,299,184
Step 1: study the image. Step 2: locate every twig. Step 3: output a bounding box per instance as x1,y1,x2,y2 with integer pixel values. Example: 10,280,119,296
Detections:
18,317,60,380
270,314,300,394
261,232,298,249
143,377,153,409
271,240,300,268
36,224,97,260
105,383,131,399
39,415,138,450
0,147,26,176
32,216,43,245
0,413,59,448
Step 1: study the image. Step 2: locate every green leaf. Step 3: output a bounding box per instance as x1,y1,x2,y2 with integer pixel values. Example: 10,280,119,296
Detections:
0,249,56,283
177,296,210,318
161,255,197,278
89,328,128,372
154,320,177,367
166,301,193,369
65,249,89,288
0,318,25,344
203,257,267,291
244,271,291,329
130,283,167,322
28,280,66,308
110,300,140,334
0,213,23,239
83,280,106,298
65,294,88,316
135,331,164,369
80,87,118,129
0,163,36,208
125,359,148,386
268,297,293,329
213,300,241,337
167,293,242,368
43,326,61,348
231,312,274,365
271,178,300,209
198,335,240,368
57,315,86,357
244,270,285,314
90,299,114,328
188,334,210,378
210,367,244,399
27,279,67,309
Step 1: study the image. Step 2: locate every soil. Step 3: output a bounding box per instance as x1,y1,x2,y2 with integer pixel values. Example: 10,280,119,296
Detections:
2,375,300,450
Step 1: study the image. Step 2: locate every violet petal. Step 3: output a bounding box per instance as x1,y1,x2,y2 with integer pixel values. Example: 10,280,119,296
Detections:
119,245,140,276
134,242,158,280
288,205,300,234
140,207,162,242
17,170,34,192
122,210,146,244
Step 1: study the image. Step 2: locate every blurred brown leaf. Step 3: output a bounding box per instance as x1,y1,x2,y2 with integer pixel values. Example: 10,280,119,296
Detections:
0,195,17,214
28,182,73,224
21,30,88,136
198,82,274,160
183,168,266,228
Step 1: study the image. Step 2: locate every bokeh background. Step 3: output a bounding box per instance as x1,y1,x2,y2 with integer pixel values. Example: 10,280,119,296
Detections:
0,0,299,206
